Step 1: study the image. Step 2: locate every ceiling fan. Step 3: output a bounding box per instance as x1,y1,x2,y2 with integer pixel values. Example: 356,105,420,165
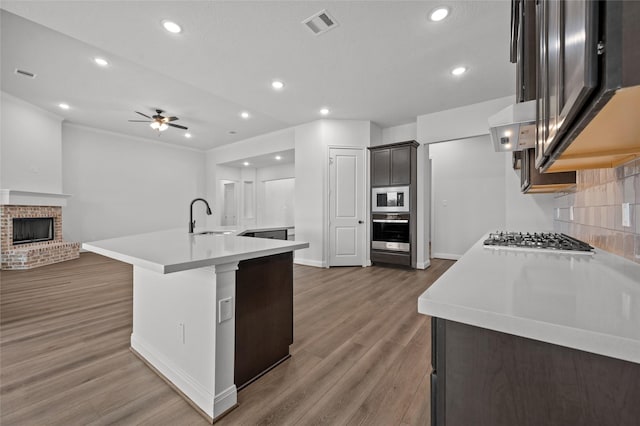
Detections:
129,109,188,132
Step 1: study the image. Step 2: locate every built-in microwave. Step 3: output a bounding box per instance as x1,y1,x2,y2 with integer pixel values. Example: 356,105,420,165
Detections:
372,186,409,212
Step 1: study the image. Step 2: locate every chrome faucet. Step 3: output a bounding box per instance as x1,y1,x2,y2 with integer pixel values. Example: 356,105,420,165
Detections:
189,198,213,233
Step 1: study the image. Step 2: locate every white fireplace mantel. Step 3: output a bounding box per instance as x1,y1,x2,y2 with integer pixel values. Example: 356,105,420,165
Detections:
0,189,72,207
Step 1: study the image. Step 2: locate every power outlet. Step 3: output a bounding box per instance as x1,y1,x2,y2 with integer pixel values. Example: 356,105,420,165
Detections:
622,203,631,227
177,323,185,344
218,297,233,323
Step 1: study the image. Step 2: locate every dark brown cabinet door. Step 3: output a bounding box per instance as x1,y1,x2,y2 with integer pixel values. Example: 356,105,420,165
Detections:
512,0,537,102
235,252,293,390
371,149,391,187
390,146,411,185
535,0,599,169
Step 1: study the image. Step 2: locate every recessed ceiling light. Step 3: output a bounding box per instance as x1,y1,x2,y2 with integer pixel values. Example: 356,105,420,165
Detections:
451,66,468,76
58,103,70,110
275,155,282,160
320,108,330,115
429,7,450,22
271,80,285,90
185,133,192,138
93,57,109,67
241,111,250,119
162,20,182,34
243,161,250,167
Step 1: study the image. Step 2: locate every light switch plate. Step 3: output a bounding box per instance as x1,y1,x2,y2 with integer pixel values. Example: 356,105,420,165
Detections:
622,203,631,227
569,206,574,221
218,297,233,323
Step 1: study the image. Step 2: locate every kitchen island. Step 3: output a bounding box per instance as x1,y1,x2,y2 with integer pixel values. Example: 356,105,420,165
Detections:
83,227,308,422
418,234,640,426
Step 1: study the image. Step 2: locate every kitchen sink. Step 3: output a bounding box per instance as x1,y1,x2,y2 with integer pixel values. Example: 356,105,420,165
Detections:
194,230,234,236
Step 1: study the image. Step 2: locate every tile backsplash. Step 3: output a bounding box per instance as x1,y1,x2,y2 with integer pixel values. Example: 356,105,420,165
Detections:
554,158,640,263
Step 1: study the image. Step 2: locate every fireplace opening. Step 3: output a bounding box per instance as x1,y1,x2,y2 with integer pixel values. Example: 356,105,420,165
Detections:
12,218,54,245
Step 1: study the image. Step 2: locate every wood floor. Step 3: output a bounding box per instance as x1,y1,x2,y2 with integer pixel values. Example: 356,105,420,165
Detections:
0,253,455,425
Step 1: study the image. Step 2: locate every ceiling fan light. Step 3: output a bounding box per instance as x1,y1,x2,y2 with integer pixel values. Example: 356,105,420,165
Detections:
150,121,160,130
158,123,169,131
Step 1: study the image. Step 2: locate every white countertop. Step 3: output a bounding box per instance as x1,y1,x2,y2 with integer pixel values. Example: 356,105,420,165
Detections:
418,234,640,364
82,227,308,274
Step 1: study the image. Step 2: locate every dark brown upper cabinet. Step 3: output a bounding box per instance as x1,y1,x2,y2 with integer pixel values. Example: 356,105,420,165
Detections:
511,0,537,102
530,0,640,172
521,148,575,193
369,141,419,187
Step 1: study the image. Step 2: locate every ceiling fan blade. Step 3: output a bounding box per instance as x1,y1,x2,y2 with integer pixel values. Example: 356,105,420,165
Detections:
168,123,188,130
166,116,179,122
128,120,150,122
135,111,152,119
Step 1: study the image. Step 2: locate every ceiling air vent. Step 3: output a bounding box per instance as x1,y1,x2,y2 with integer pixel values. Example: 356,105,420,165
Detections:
302,9,339,36
15,68,36,79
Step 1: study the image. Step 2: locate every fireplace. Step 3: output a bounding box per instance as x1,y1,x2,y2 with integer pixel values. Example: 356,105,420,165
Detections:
13,217,54,245
1,195,80,269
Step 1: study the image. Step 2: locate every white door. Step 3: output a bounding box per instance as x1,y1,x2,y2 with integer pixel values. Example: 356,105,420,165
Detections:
329,148,364,266
222,182,236,226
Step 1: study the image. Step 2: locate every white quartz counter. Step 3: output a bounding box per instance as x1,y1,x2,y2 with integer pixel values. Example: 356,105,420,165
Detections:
82,227,307,274
418,235,640,364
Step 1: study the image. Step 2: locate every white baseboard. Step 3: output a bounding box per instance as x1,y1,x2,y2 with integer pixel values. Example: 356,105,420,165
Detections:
214,385,237,418
131,334,215,418
416,259,431,269
294,258,325,268
432,253,462,261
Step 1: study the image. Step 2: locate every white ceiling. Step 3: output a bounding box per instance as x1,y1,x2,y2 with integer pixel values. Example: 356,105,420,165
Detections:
0,1,515,152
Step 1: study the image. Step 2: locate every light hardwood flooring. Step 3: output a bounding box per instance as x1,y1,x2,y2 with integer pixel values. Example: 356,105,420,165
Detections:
0,253,454,425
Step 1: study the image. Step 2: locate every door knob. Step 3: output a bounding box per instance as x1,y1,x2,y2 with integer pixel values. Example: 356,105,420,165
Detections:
358,220,364,224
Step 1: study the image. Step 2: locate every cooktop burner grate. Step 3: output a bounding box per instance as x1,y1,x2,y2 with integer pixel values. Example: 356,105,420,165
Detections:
483,232,594,253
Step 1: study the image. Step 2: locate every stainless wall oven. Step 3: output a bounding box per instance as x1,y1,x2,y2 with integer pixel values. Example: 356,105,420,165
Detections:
372,186,409,213
372,213,410,252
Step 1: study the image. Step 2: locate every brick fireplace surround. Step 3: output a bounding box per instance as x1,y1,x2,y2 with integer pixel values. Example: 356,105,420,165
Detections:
1,192,80,270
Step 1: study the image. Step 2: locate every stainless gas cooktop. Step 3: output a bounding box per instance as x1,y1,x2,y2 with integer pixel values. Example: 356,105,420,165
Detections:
483,232,594,254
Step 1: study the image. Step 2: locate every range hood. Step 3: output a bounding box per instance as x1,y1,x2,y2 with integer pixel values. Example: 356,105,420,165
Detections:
488,100,536,152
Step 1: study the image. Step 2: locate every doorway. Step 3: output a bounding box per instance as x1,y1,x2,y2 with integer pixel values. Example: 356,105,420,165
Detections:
222,182,237,226
328,147,365,267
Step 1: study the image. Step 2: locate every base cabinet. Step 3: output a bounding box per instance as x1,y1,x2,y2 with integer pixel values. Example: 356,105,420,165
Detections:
235,252,293,390
431,318,640,426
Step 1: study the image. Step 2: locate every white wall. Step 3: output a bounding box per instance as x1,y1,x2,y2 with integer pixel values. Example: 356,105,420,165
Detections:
430,136,506,259
256,163,295,226
418,96,514,144
294,119,372,267
504,154,555,230
380,122,417,145
428,135,556,259
1,92,63,193
417,95,553,261
370,122,383,147
261,179,295,226
294,121,325,266
62,124,206,242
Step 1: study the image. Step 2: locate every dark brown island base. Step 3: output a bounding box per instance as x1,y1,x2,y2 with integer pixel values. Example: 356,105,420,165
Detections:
235,252,293,390
430,318,640,426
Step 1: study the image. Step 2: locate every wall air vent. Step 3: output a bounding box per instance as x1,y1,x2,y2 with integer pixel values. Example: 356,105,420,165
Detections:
15,68,36,79
302,9,339,36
